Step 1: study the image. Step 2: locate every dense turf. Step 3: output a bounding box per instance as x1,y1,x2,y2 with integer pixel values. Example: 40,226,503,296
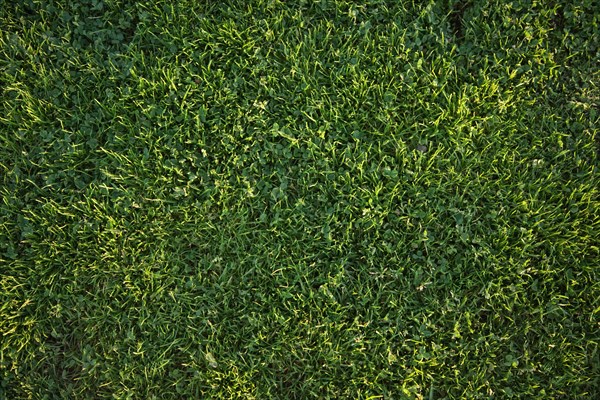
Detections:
1,0,599,398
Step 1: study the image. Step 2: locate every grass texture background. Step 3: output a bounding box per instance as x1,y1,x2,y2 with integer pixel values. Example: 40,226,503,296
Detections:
1,0,599,398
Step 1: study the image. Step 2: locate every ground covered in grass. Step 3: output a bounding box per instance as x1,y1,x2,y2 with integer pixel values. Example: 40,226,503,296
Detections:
1,0,599,398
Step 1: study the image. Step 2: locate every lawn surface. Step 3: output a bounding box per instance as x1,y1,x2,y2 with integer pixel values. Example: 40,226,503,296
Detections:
1,0,599,398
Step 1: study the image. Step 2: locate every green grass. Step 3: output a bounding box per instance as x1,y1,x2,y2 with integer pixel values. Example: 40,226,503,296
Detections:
1,0,599,398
